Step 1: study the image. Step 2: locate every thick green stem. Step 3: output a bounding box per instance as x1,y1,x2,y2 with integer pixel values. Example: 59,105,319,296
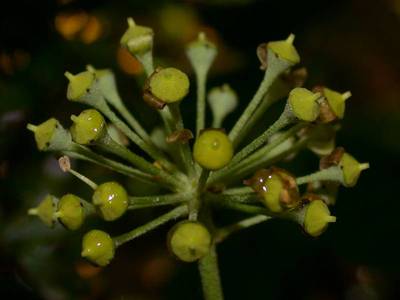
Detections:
114,205,188,247
198,244,224,300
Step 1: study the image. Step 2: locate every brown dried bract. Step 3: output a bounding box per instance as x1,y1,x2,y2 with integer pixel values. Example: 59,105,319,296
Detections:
318,99,337,123
282,67,308,88
166,129,194,144
319,147,345,170
58,155,71,172
256,43,269,70
143,67,166,109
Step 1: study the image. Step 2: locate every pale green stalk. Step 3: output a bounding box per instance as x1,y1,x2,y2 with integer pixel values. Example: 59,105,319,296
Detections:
196,72,207,135
111,100,151,142
114,205,188,247
296,166,343,185
67,169,98,190
96,133,183,190
215,215,272,243
137,51,154,77
234,78,289,147
128,193,191,209
97,101,172,169
168,103,196,176
189,169,210,220
198,244,224,300
229,52,290,146
223,137,310,186
227,104,295,168
65,145,155,184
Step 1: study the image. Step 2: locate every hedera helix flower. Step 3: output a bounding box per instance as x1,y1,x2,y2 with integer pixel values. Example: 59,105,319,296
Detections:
56,194,86,230
168,220,212,263
27,17,370,300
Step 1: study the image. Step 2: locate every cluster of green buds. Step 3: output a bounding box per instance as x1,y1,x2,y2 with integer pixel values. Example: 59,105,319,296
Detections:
27,18,369,299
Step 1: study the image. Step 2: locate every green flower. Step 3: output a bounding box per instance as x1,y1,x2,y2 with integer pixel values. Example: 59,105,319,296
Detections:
81,230,115,266
193,129,233,170
168,221,211,262
92,182,128,221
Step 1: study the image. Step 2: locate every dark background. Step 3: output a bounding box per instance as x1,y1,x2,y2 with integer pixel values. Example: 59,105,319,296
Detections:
1,0,400,299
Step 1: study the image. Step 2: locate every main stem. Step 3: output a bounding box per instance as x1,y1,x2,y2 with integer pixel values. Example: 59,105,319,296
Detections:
198,243,224,300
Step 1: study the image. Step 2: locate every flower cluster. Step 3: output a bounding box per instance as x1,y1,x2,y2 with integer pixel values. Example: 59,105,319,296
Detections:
27,18,369,299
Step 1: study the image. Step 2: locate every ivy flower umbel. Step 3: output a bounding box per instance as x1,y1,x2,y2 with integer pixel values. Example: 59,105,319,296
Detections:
27,18,369,300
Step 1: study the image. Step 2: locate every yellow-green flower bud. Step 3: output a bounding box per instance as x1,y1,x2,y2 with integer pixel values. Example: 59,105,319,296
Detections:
92,182,128,221
244,168,300,213
120,18,153,55
323,88,351,119
193,129,233,170
70,109,106,145
81,230,115,267
313,86,351,122
56,194,85,230
303,199,336,237
268,34,300,64
168,221,211,263
28,194,57,227
207,84,238,128
147,67,190,104
86,65,121,106
186,32,217,76
339,153,369,187
288,87,321,122
27,118,72,151
320,148,369,187
64,71,96,101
